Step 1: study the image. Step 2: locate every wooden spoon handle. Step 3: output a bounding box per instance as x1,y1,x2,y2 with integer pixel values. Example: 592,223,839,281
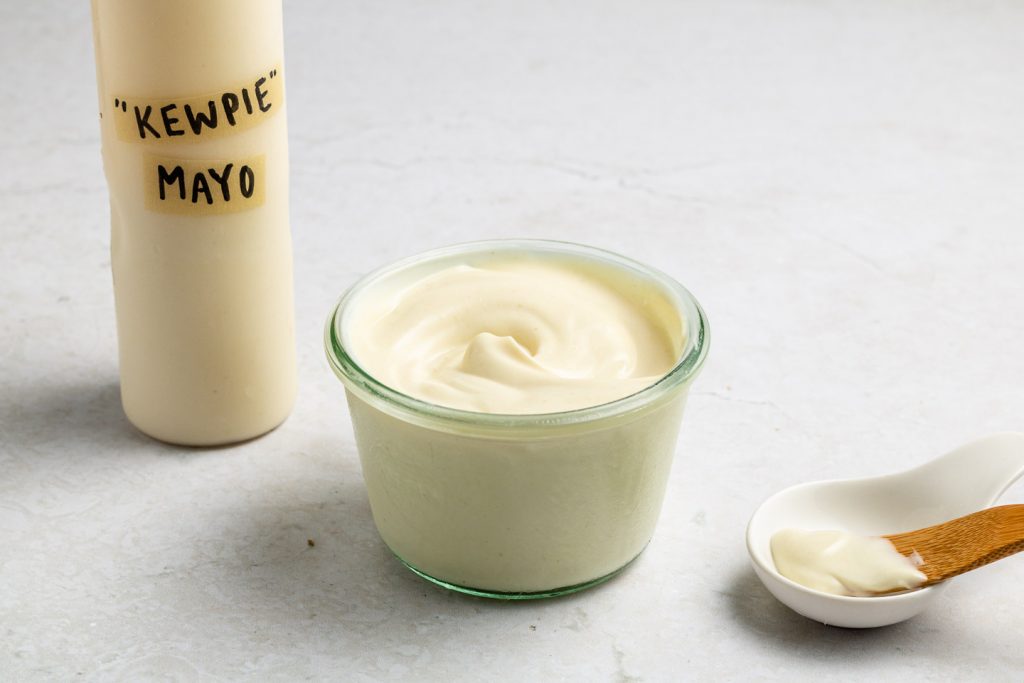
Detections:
884,504,1024,586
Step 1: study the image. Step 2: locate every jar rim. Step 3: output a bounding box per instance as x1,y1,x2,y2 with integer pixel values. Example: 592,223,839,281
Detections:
324,239,710,434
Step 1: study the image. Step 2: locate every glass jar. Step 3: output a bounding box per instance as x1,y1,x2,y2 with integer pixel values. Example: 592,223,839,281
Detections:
326,240,709,598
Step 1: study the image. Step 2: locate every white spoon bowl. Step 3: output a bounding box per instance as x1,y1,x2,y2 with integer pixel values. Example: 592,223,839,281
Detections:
746,432,1024,628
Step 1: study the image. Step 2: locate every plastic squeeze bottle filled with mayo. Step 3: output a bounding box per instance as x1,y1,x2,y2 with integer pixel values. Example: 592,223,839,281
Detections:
90,0,297,445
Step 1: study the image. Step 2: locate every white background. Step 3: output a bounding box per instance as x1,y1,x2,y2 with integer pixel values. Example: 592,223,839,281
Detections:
2,0,1023,680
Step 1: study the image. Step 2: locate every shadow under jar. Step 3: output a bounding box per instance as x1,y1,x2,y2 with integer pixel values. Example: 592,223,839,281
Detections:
325,240,709,599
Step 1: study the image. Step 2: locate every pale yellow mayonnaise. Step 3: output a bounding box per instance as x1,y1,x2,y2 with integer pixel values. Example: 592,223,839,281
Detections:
345,257,682,414
91,0,296,445
771,529,927,596
334,247,700,593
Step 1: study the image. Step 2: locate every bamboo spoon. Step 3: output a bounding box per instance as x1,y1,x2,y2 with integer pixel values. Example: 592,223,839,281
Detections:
885,504,1024,586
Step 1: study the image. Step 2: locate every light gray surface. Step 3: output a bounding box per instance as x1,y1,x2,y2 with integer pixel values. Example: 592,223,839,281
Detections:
2,0,1023,680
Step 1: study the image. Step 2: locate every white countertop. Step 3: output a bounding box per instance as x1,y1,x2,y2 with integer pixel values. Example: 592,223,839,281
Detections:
3,0,1023,680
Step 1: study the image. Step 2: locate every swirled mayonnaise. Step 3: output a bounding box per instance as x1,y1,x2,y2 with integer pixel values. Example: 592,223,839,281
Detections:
771,529,926,596
331,243,706,594
346,256,682,413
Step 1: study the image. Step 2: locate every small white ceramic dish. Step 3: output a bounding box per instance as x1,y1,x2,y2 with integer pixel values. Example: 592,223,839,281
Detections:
746,432,1024,628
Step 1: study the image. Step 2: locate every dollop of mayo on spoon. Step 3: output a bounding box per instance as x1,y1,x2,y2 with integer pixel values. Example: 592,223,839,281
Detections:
771,529,927,596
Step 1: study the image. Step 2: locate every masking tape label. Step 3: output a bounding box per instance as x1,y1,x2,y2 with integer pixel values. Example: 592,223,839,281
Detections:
143,153,266,216
112,66,283,143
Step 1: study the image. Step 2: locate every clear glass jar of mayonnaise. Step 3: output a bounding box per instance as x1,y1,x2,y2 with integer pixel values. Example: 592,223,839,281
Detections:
325,240,709,598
